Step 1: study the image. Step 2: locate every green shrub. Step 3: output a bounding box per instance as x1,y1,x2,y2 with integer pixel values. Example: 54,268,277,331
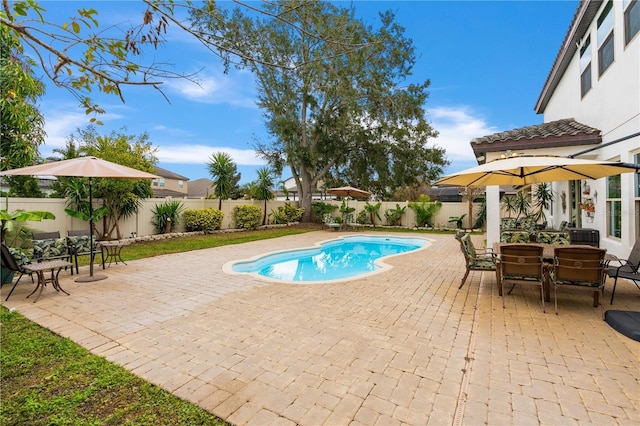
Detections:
233,205,263,229
270,203,304,224
311,201,337,223
356,210,369,224
183,208,224,234
151,200,184,234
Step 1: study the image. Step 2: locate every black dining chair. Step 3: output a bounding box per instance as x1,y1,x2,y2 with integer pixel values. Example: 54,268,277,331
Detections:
607,240,640,304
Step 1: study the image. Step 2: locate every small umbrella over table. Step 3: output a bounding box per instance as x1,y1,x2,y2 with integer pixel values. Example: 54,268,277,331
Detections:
0,156,158,282
326,186,371,224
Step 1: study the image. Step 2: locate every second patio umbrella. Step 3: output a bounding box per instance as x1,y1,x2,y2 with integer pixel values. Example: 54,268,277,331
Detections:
326,186,371,199
0,156,159,282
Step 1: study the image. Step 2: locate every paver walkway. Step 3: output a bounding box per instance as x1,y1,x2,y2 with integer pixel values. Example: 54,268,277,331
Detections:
2,232,639,425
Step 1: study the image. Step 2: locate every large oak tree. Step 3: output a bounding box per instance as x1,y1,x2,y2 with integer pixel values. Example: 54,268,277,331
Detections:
190,1,447,221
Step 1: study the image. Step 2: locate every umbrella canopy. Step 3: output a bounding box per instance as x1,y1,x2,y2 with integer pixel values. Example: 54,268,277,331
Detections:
435,155,640,187
1,157,158,282
326,186,371,198
0,156,159,179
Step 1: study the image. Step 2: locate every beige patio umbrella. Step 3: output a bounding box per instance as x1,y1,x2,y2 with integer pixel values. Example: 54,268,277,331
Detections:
326,185,371,214
435,155,640,187
326,185,371,198
0,156,159,282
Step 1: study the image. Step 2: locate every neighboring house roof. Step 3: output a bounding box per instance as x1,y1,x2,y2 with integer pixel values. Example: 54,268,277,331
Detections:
188,178,213,198
153,166,189,181
152,188,187,198
535,0,602,113
470,118,602,161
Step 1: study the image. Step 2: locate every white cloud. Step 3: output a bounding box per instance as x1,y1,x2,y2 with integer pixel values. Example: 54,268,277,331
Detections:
166,69,257,108
156,144,266,166
428,105,498,164
40,101,127,156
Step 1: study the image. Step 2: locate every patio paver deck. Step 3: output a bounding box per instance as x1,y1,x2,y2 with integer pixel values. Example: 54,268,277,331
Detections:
2,231,638,425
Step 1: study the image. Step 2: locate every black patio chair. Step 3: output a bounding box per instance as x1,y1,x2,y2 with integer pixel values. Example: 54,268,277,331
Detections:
607,239,640,304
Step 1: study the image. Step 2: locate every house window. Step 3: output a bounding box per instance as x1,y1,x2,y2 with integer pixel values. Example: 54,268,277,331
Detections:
607,174,622,238
624,0,640,45
580,36,592,96
153,178,165,188
178,180,184,189
598,1,614,76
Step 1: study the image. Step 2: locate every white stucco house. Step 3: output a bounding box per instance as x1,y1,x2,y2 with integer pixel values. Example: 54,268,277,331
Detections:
471,0,639,258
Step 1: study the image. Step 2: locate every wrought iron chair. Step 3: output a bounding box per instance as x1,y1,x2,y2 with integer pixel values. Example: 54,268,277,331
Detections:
498,244,546,312
322,214,341,231
455,231,496,289
607,239,640,304
67,230,105,274
1,243,32,301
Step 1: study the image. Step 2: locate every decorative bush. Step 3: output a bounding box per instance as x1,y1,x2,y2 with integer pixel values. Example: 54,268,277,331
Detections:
183,208,224,234
233,205,263,229
270,203,304,224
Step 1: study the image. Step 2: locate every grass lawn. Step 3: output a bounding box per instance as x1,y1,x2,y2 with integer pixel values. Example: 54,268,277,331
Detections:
1,224,461,424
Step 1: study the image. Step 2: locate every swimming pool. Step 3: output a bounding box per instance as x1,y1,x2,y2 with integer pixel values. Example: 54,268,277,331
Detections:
226,235,431,283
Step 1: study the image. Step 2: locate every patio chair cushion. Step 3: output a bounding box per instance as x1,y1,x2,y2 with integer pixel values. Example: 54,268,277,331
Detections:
519,217,538,234
8,247,32,266
500,231,531,243
32,238,69,261
500,218,517,230
67,235,97,254
604,310,640,342
537,231,570,245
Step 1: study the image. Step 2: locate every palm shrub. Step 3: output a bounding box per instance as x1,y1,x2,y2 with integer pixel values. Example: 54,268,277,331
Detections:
501,195,517,218
473,196,487,229
532,183,554,222
408,195,442,227
270,203,304,224
384,204,406,226
233,205,263,229
183,208,224,233
363,201,382,226
151,200,184,234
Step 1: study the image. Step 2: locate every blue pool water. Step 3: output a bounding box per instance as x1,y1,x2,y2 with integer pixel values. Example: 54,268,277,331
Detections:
229,235,429,283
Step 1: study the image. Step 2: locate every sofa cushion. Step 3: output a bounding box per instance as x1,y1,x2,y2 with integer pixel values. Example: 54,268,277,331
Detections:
33,238,68,260
67,235,97,254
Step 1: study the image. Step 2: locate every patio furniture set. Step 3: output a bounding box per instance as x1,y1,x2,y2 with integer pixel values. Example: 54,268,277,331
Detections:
456,231,640,320
1,230,129,303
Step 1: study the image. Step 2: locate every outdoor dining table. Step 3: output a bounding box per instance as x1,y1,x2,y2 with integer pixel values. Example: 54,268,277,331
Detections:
492,242,614,303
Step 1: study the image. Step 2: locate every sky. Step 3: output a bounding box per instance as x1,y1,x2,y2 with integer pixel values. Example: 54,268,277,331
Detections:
33,0,580,184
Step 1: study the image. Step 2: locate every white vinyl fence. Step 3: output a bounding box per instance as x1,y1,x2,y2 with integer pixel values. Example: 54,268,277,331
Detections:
2,197,480,239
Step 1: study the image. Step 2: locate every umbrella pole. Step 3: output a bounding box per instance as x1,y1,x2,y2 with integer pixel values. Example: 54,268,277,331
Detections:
76,178,107,282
